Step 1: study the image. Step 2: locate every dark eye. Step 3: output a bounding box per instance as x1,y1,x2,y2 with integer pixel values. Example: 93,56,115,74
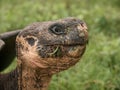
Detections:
49,24,65,35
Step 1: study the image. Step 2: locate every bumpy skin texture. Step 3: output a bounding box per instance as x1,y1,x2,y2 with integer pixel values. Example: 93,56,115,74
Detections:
17,17,88,71
0,17,88,90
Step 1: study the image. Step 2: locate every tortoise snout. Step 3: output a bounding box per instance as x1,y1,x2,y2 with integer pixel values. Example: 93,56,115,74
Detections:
77,23,88,45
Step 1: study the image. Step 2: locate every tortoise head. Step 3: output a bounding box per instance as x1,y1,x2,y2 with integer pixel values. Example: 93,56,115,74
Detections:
16,17,88,74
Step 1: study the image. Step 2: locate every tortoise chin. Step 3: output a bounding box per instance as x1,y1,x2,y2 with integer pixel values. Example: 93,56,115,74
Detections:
35,44,86,74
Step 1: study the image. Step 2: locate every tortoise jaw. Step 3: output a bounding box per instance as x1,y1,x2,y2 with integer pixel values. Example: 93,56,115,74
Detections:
65,45,86,58
37,43,86,58
46,37,88,58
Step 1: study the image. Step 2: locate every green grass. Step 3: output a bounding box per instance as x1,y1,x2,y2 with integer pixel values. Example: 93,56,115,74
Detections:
0,0,120,90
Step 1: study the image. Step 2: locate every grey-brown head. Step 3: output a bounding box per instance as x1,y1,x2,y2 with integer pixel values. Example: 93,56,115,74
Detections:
16,17,88,74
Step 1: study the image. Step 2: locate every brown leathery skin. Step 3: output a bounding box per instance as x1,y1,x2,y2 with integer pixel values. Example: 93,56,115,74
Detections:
15,17,88,90
0,17,88,90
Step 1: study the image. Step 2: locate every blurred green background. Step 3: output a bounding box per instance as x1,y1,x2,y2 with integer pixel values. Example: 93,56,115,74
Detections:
0,0,120,90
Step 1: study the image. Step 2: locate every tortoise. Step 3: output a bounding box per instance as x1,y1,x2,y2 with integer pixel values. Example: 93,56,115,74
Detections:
0,17,88,90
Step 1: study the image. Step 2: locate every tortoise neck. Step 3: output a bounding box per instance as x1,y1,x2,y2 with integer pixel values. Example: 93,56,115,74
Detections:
0,68,19,90
18,62,52,90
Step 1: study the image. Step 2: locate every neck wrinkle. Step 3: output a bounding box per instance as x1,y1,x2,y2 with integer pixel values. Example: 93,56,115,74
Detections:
18,62,52,90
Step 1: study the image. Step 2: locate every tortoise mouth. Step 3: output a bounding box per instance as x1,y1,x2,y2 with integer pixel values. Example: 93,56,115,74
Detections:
64,45,86,58
46,38,88,58
37,43,86,58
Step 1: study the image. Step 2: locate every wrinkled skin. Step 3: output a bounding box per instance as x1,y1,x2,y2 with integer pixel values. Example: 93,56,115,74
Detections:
16,17,88,74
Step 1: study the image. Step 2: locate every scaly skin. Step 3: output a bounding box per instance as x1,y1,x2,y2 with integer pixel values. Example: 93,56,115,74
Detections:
0,17,88,90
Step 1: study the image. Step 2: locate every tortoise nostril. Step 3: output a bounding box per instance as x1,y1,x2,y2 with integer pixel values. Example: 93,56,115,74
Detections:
77,23,88,32
81,23,84,27
81,23,88,30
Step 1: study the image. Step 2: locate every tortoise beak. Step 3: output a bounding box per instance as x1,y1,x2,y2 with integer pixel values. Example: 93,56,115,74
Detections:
77,22,88,45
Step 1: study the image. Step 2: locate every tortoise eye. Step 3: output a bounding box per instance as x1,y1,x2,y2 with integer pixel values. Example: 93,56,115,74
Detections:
49,24,65,35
